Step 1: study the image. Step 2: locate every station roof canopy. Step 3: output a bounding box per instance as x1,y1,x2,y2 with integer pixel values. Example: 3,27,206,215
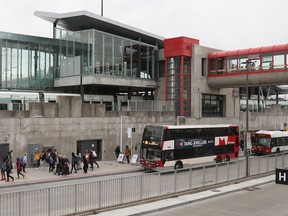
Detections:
34,10,165,48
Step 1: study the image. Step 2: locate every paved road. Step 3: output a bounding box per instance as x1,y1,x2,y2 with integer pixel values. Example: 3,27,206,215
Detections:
147,182,287,216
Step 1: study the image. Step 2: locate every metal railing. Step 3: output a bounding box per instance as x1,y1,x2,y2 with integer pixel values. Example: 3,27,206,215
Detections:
128,100,175,112
1,152,287,216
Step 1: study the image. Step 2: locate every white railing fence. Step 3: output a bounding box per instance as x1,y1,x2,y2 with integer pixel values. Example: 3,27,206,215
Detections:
1,153,287,216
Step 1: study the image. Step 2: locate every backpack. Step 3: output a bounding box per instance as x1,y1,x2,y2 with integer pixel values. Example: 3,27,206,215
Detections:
49,156,55,164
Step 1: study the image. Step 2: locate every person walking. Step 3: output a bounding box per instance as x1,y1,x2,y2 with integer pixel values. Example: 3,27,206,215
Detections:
76,151,82,170
1,157,6,181
6,150,13,171
124,145,131,164
70,152,78,174
40,151,46,170
92,150,99,168
114,145,120,159
34,151,41,169
5,158,14,182
21,153,27,173
88,150,94,170
16,158,25,179
83,155,88,174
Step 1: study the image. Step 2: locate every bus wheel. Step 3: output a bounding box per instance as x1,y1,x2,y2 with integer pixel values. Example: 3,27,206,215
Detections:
174,161,183,169
224,156,230,162
276,148,280,154
216,156,222,163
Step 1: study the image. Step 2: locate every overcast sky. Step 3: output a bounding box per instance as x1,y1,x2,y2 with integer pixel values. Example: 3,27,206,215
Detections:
0,0,287,50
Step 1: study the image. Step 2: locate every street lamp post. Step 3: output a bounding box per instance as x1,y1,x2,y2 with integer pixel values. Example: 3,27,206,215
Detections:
120,116,128,152
244,59,252,177
101,0,104,16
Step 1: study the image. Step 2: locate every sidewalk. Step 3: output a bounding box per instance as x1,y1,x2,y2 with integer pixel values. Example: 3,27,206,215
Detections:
0,160,142,188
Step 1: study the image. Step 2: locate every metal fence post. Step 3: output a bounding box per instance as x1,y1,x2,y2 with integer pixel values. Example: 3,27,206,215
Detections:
189,168,192,190
258,156,260,174
48,188,51,216
215,163,218,184
237,158,240,179
74,185,77,214
202,166,206,187
18,192,21,216
266,155,269,172
226,162,230,181
98,181,102,208
120,178,123,204
282,152,285,168
174,170,177,193
158,172,161,197
140,175,144,200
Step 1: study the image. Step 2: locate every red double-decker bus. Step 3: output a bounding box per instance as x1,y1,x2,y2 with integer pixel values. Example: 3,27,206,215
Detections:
140,124,240,169
252,130,288,155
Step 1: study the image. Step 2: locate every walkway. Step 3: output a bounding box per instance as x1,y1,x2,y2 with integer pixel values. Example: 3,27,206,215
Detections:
0,160,142,188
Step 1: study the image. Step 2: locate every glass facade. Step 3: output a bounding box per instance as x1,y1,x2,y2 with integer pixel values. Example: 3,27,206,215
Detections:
202,94,224,117
0,32,55,90
209,50,288,75
167,56,191,117
55,28,157,80
0,28,157,91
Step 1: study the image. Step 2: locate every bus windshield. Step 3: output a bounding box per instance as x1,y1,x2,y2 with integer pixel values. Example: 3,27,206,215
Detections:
142,148,162,161
256,137,271,147
142,126,163,144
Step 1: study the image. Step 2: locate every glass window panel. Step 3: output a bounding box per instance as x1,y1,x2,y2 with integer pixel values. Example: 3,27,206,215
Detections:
273,54,284,69
228,57,238,73
209,59,216,73
94,31,104,74
239,57,248,72
262,54,272,70
216,57,226,73
251,59,261,71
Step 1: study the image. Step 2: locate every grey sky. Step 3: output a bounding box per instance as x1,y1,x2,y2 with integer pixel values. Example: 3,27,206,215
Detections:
0,0,287,50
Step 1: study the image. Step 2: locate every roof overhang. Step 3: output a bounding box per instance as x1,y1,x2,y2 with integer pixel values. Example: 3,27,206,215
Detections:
34,10,164,48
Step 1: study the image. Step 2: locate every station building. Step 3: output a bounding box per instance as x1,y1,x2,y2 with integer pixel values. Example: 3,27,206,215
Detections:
1,10,288,160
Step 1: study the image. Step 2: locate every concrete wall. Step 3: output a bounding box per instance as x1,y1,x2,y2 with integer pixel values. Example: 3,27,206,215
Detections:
1,99,287,166
0,96,176,164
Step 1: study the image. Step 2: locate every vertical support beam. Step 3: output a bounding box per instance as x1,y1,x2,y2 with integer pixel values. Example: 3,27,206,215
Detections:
181,56,184,116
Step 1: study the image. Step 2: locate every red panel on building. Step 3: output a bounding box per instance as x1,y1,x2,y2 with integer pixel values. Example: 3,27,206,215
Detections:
164,36,199,58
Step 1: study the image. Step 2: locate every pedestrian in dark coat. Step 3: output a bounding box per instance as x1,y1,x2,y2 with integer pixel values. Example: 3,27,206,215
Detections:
83,155,88,174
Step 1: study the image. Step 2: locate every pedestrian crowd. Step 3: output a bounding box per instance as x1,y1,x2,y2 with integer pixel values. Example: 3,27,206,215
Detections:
1,145,132,183
1,150,26,182
35,149,100,176
1,148,101,183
